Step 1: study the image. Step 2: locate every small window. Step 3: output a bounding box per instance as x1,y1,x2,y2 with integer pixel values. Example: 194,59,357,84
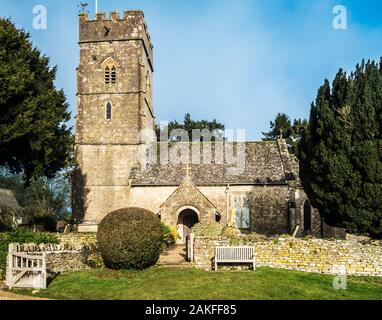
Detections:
233,196,250,229
106,102,112,120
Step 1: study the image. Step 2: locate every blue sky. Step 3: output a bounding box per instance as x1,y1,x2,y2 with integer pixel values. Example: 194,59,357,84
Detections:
1,0,382,140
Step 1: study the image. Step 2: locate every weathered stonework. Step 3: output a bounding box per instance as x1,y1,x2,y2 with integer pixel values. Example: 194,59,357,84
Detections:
73,11,154,225
57,232,98,249
193,236,382,276
160,179,217,226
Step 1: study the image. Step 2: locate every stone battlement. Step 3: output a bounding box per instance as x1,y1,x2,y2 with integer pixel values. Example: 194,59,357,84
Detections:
79,10,145,24
79,10,153,60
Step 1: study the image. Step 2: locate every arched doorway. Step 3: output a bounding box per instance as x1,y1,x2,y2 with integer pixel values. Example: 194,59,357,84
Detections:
303,200,312,232
177,208,199,244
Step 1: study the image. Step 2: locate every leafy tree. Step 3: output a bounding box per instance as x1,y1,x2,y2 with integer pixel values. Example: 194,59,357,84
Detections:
156,113,225,141
262,113,307,155
0,19,73,185
298,59,382,238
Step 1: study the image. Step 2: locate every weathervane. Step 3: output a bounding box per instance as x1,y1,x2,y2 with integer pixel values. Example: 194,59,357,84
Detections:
78,2,89,14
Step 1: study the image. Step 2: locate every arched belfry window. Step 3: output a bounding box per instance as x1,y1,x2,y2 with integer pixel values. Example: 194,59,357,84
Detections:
102,57,119,85
303,200,312,231
111,66,116,84
106,102,112,120
105,66,111,84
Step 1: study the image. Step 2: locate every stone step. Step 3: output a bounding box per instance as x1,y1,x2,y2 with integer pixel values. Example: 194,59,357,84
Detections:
157,245,190,268
156,263,191,269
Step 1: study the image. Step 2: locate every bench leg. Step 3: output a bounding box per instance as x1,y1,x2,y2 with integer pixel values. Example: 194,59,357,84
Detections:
214,260,217,271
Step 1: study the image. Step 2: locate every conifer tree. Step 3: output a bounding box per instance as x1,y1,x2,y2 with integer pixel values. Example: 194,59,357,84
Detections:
299,60,382,238
262,113,307,155
0,19,72,185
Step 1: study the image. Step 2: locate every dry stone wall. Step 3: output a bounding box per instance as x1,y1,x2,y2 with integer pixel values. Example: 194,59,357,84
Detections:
58,232,97,250
193,236,382,276
7,233,100,277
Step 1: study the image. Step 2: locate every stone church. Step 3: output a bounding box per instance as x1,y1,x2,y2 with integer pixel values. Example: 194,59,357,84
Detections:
73,10,342,242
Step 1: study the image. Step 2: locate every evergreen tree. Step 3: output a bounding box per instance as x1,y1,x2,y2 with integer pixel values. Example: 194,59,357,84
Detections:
156,113,225,141
299,60,382,238
262,113,307,155
0,19,73,185
262,113,293,141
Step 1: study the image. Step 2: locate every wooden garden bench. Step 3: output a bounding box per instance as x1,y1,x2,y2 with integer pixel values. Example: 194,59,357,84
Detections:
214,246,255,271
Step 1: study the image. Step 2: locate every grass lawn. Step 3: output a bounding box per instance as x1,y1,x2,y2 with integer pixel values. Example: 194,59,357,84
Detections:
11,267,382,300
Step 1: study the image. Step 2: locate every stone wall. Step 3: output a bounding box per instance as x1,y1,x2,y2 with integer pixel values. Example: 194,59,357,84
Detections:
57,232,97,249
12,233,100,276
193,236,382,276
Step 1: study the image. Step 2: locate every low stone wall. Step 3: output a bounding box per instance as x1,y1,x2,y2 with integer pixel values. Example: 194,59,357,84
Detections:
193,236,382,276
7,233,101,276
57,232,98,250
46,251,91,274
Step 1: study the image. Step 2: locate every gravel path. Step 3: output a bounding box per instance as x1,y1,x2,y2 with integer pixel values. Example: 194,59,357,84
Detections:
0,281,49,300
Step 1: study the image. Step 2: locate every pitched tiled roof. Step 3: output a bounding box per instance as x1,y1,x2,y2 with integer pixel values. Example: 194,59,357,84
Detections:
130,140,298,186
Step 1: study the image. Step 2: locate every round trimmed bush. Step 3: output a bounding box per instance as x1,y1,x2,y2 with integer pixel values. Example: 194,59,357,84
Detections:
97,207,164,270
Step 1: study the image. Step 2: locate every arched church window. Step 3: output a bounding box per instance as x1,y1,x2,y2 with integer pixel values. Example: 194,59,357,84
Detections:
304,200,312,231
106,102,112,120
102,57,118,85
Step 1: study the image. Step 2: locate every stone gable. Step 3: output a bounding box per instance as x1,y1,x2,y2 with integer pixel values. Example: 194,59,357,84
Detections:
160,178,217,226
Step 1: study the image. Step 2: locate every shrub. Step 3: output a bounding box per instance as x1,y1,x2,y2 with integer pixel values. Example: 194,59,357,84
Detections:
161,223,178,249
97,207,164,270
192,222,223,238
247,233,269,242
0,229,58,279
222,226,241,239
81,244,104,269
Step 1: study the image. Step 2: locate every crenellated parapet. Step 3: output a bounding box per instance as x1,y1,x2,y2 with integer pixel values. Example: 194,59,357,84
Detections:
79,11,153,68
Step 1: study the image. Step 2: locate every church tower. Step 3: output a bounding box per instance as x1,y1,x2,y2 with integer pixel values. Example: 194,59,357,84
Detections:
73,11,154,230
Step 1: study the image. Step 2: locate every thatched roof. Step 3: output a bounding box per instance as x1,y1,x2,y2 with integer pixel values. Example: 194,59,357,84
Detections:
0,189,20,213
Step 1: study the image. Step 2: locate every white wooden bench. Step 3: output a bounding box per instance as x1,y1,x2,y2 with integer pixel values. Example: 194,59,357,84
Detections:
215,246,255,271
